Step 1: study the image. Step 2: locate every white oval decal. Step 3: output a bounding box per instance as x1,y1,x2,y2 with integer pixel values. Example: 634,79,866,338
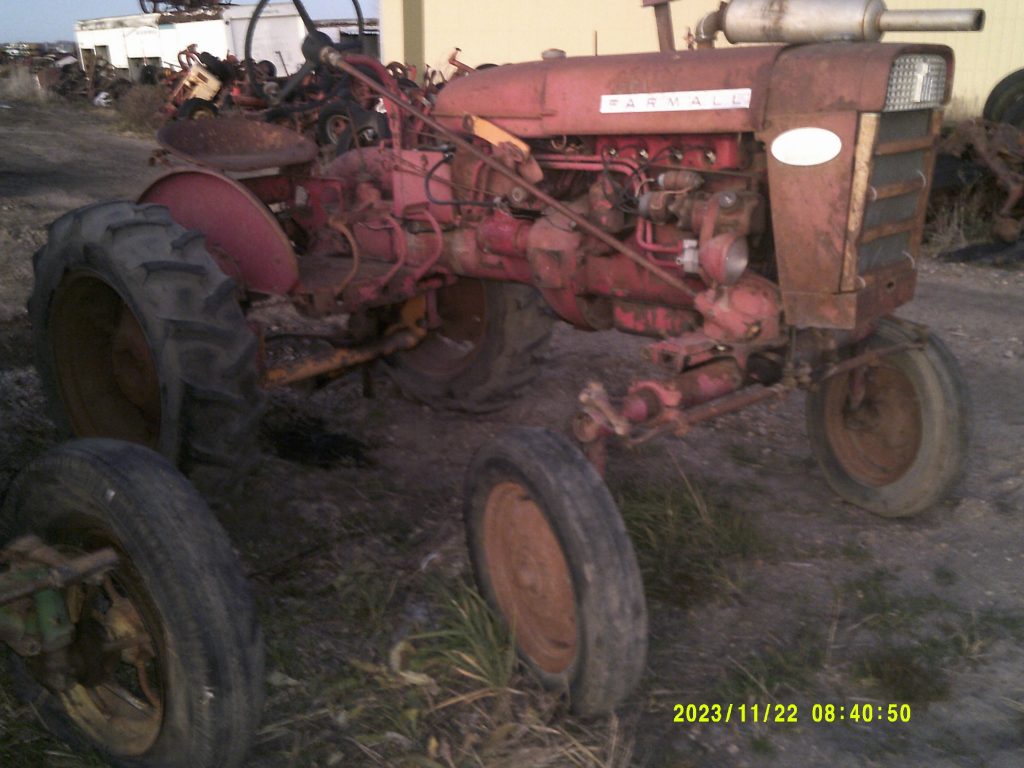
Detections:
770,128,843,167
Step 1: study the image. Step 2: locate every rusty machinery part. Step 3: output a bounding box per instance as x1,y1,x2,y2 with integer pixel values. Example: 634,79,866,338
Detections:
805,318,970,517
29,202,263,478
310,41,702,303
385,280,554,412
0,439,264,768
942,119,1024,243
463,427,647,716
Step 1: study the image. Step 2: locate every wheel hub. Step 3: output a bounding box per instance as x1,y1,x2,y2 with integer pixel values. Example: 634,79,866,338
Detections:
825,364,923,487
482,482,577,675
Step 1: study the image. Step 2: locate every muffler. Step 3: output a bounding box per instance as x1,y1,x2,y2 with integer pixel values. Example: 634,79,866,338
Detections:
716,0,984,44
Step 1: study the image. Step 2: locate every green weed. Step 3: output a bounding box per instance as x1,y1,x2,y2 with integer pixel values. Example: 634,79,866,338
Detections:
617,470,763,604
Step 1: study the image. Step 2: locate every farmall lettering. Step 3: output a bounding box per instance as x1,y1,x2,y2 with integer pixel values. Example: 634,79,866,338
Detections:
600,88,752,113
32,0,984,721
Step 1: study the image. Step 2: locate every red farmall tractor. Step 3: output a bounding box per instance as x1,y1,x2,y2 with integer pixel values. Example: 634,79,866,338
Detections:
30,0,982,715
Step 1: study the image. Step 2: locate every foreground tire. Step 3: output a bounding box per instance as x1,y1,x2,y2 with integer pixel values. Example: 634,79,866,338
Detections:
30,201,263,476
386,280,553,412
0,439,265,768
464,427,647,715
806,318,970,518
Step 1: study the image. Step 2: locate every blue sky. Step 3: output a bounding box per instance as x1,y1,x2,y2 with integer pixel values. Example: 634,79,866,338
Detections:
0,1,379,43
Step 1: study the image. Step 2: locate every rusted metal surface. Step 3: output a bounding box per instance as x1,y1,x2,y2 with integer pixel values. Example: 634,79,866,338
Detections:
481,482,577,674
263,296,427,386
0,530,161,751
139,168,299,293
432,46,784,136
820,362,923,486
0,537,117,606
156,118,318,171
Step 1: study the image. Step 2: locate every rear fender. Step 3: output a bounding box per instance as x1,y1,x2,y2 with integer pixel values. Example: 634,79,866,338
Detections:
139,168,298,295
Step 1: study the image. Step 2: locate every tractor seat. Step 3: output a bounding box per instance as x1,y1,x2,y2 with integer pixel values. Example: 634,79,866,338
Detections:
156,118,318,172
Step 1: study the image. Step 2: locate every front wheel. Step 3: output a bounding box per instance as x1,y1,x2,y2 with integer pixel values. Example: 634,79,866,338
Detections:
806,318,970,517
0,439,265,768
464,427,647,715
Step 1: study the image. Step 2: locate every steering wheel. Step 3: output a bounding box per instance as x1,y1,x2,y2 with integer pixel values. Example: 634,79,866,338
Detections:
243,0,367,103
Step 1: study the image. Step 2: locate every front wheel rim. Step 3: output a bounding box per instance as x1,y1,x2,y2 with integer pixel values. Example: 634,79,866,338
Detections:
481,481,577,675
822,363,923,487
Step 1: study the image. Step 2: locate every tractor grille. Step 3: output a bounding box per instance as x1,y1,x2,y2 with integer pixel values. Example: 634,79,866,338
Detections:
845,110,940,282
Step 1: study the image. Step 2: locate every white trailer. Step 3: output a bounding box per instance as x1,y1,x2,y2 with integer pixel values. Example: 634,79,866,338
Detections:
74,4,376,81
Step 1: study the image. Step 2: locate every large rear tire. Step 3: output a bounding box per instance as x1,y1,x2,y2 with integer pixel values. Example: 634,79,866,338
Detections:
806,318,970,518
386,280,553,412
982,68,1024,123
0,439,265,768
464,427,647,715
29,201,263,477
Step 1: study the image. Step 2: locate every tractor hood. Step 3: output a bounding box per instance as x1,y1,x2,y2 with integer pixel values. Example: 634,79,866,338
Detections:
432,46,784,137
431,43,954,138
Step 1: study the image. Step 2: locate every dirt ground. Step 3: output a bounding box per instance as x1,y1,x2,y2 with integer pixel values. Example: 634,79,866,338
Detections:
1,101,1023,767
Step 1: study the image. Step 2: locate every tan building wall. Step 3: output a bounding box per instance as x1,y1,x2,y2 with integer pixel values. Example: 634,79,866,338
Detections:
380,0,1023,118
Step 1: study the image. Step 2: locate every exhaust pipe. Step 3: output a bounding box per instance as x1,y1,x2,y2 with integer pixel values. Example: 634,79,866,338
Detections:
878,10,985,34
718,0,984,45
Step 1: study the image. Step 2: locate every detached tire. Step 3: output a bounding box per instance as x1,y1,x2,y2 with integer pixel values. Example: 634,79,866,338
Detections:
0,439,265,768
30,201,263,477
464,427,647,715
386,280,553,412
806,318,970,518
176,98,218,121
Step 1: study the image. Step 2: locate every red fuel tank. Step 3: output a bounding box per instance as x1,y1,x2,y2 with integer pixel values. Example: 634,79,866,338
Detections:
431,46,783,137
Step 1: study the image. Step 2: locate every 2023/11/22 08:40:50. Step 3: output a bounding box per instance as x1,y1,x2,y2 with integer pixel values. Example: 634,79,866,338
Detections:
672,703,913,724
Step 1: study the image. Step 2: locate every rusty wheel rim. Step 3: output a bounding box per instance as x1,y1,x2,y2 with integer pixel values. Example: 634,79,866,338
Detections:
399,279,487,378
55,525,164,756
823,363,923,487
51,274,161,446
481,481,577,674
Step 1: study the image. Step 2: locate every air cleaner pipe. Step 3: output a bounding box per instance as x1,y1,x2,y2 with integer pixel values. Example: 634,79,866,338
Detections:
878,9,984,33
642,0,676,52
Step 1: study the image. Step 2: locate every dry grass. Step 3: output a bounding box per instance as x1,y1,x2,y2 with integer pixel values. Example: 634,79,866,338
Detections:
114,84,166,135
253,578,636,767
925,179,1003,256
0,66,48,103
